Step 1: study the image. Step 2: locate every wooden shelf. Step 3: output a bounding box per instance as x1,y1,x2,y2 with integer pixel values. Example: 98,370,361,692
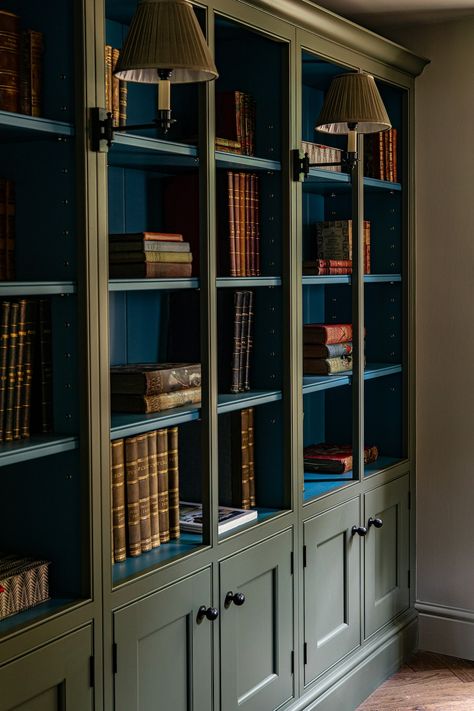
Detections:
216,277,281,288
110,406,201,440
303,363,402,396
217,390,282,414
215,151,281,172
109,278,199,292
0,598,79,637
0,435,78,468
0,111,74,141
0,281,76,296
302,274,401,286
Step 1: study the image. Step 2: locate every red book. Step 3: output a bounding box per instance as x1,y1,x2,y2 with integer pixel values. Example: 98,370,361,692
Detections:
304,443,379,473
303,324,353,345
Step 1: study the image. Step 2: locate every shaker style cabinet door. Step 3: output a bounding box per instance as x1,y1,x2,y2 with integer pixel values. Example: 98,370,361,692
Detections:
0,626,93,711
114,568,214,711
219,529,294,711
303,497,361,685
364,475,410,638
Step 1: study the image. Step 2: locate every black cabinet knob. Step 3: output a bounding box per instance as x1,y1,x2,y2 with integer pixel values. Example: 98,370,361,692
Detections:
196,606,219,623
225,591,246,608
351,525,367,537
368,517,383,529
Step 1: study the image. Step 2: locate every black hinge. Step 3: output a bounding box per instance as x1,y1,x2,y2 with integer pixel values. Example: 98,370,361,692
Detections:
89,656,94,688
303,545,307,568
291,651,294,674
303,642,308,665
112,642,118,674
408,491,411,510
290,552,294,575
408,570,411,588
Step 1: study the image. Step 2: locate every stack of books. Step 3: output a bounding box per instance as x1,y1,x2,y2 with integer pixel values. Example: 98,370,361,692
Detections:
301,141,342,172
0,298,53,442
0,178,15,280
105,45,127,126
226,171,260,277
0,10,43,116
303,219,371,275
304,443,379,474
110,426,181,562
0,554,50,620
179,502,257,535
230,291,254,393
365,128,398,182
110,362,201,414
109,232,194,279
216,90,256,156
303,323,356,375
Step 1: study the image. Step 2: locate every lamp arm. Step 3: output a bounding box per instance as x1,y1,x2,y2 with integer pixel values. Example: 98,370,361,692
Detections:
90,108,176,152
292,148,358,182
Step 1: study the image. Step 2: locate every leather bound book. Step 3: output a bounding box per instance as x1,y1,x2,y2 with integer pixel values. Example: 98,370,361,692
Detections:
0,300,10,440
243,291,253,391
304,443,379,474
110,439,127,563
136,433,152,553
4,301,18,442
227,171,237,276
38,298,53,433
109,262,193,279
20,30,43,117
254,175,261,276
111,48,120,125
167,426,180,540
303,323,353,345
303,355,353,375
0,11,20,113
239,291,250,392
244,173,251,277
110,386,201,414
392,128,398,183
119,78,127,126
109,240,190,254
125,436,142,557
247,408,256,507
157,429,170,543
109,232,183,243
238,173,246,276
20,299,36,439
12,298,26,440
304,342,353,359
110,362,201,396
249,174,255,276
233,172,241,276
230,291,244,394
109,250,192,264
216,91,240,146
147,431,160,548
231,409,250,509
104,45,112,115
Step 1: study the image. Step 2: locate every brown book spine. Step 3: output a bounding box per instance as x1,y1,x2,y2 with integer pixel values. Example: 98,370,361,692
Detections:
5,180,14,281
240,409,250,508
20,30,43,117
147,431,160,548
239,291,249,393
248,408,255,506
111,48,120,126
0,301,10,441
109,262,192,279
233,172,241,276
110,386,201,414
235,91,243,152
20,299,36,439
392,128,398,183
231,291,244,394
12,298,26,440
4,301,18,441
244,173,251,277
110,363,201,396
119,79,127,126
19,31,31,115
249,174,255,276
0,11,20,113
38,298,53,432
136,433,152,553
125,437,141,557
167,426,180,540
157,429,170,543
105,45,112,115
243,291,253,391
111,439,127,563
254,175,260,276
238,173,246,276
378,132,385,181
227,171,237,276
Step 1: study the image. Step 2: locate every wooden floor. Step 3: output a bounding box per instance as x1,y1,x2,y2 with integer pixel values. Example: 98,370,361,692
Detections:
356,651,474,710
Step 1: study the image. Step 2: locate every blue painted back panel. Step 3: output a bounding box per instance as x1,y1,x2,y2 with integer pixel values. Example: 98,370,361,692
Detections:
254,400,285,508
51,295,79,434
303,385,352,449
365,373,403,458
364,191,401,274
365,283,402,363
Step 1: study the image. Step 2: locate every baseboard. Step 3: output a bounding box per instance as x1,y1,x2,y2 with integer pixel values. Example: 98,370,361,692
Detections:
416,600,474,660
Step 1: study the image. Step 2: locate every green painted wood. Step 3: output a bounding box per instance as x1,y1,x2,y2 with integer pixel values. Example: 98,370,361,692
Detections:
0,626,92,711
114,568,213,711
219,529,293,711
304,498,361,684
364,475,410,638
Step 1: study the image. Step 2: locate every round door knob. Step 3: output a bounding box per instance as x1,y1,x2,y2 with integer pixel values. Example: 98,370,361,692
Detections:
351,525,367,537
225,591,246,608
196,606,219,623
368,517,383,529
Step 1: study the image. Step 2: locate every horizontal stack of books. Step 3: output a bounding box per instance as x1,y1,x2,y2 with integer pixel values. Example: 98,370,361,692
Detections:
303,323,357,375
0,554,50,620
365,128,398,182
105,44,127,126
226,171,260,277
0,178,15,280
0,10,43,116
179,502,257,535
0,298,53,441
110,362,201,414
303,219,371,275
230,291,254,393
216,90,256,156
301,141,342,172
304,443,379,474
109,232,194,279
111,426,181,563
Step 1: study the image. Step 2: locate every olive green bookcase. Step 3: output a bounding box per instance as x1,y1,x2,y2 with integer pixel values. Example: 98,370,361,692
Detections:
0,0,427,709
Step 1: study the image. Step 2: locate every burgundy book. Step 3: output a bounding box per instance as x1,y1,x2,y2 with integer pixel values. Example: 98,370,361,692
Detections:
238,173,246,276
304,443,379,474
303,324,353,345
230,291,244,394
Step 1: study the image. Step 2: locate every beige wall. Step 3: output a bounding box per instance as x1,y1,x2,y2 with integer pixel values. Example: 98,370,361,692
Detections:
392,17,474,658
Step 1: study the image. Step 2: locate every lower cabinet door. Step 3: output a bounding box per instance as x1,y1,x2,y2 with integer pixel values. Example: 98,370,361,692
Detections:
114,568,213,711
303,498,361,685
364,475,410,638
219,529,293,711
0,625,93,711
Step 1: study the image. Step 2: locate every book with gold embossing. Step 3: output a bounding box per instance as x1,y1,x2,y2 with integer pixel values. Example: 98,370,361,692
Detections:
4,301,19,442
20,299,36,439
0,11,20,113
0,301,10,441
147,431,160,548
168,426,180,540
12,298,27,440
20,29,43,117
157,429,170,543
111,362,201,396
136,434,152,553
111,385,201,414
125,437,141,557
111,439,127,563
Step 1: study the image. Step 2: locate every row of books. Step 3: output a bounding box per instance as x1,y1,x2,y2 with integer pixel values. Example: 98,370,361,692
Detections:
226,171,261,277
105,44,127,126
110,362,201,415
303,219,371,276
0,298,53,442
230,291,254,393
231,408,255,509
109,231,194,279
111,427,180,563
304,443,379,474
0,554,50,621
301,141,343,173
216,90,256,156
365,128,398,183
0,178,15,281
303,323,357,375
0,10,43,116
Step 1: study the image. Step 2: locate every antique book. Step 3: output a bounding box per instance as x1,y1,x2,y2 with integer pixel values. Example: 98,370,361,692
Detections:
247,408,255,507
109,250,192,264
179,502,257,534
244,173,251,276
146,431,160,548
12,298,27,440
111,47,120,125
110,439,127,563
216,91,243,150
315,220,371,274
157,428,170,543
110,363,201,396
230,291,244,394
19,29,43,117
238,172,246,276
119,77,127,126
136,433,152,553
0,301,10,440
109,262,193,279
111,386,201,414
303,323,353,345
38,298,53,432
304,443,379,474
303,355,353,375
392,128,398,183
243,290,253,391
239,291,250,392
227,171,237,276
125,436,141,557
4,301,19,441
216,137,241,152
254,174,260,275
231,409,250,509
233,171,241,276
168,426,180,540
303,342,353,358
109,232,183,242
104,44,112,116
248,173,255,276
0,11,20,113
109,240,190,253
20,299,36,438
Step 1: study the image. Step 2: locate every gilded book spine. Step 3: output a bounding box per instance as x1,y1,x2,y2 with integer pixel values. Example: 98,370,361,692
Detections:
20,299,36,439
111,48,120,125
168,426,180,540
136,433,152,553
227,171,237,276
38,299,53,432
248,408,255,507
0,11,20,113
233,172,241,276
254,175,260,276
239,291,249,392
243,290,253,391
240,409,250,509
104,45,112,115
157,428,170,543
0,301,10,440
119,80,127,126
111,439,127,563
20,30,43,117
4,301,18,441
231,291,244,394
244,173,251,277
238,173,246,276
147,431,160,548
12,298,26,440
125,437,141,557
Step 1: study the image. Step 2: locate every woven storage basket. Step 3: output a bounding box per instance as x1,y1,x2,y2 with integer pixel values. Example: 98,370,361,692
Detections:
0,555,50,620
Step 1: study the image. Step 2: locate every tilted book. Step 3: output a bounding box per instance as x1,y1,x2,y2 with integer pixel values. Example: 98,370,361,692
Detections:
110,386,201,414
157,429,170,543
125,437,141,557
303,323,353,345
304,443,379,474
167,426,180,540
146,430,161,548
110,439,127,563
136,433,152,553
239,291,250,392
179,502,257,535
303,355,353,375
110,363,201,396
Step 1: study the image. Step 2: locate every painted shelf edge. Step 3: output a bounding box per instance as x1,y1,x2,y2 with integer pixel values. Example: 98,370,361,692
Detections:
0,281,76,296
302,274,401,286
109,277,199,292
111,133,198,156
217,389,282,414
218,508,287,540
304,166,401,192
215,151,281,172
0,435,78,467
0,598,80,637
303,456,405,501
110,406,201,440
216,276,282,288
303,363,402,395
0,111,74,137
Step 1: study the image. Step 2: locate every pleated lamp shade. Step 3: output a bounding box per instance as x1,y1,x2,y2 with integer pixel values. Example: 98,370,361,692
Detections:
114,0,218,84
315,72,391,134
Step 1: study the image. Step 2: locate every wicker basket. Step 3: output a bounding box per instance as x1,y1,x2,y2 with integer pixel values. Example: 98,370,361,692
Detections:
0,555,50,620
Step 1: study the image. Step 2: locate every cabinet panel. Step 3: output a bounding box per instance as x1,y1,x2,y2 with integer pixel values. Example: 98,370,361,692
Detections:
0,626,92,711
364,475,410,637
114,568,213,711
220,529,293,711
303,498,361,684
